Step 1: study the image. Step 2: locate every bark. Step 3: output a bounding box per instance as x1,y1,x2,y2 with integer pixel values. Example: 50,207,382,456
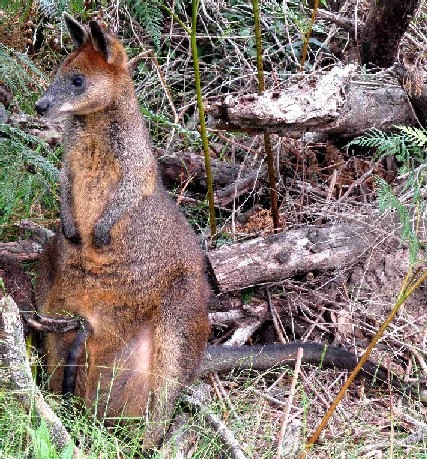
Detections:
208,223,376,292
0,239,45,261
393,62,427,126
360,0,421,68
205,66,416,138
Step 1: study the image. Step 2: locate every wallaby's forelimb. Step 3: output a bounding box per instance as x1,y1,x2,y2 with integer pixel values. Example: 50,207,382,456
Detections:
92,168,143,248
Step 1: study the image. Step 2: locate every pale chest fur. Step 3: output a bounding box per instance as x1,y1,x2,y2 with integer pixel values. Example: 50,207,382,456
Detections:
67,135,121,241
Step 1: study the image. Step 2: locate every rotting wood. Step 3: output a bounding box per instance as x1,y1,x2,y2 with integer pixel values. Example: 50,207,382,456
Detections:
208,223,375,292
205,66,416,138
0,239,45,261
393,62,427,126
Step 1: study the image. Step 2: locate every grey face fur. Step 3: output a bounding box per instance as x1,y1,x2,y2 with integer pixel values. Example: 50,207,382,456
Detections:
35,73,87,118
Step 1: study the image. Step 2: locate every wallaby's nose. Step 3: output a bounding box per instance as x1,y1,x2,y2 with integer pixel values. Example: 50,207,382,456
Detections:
35,98,50,115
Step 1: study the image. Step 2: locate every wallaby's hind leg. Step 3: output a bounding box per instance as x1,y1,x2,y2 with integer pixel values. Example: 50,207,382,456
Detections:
35,235,59,308
142,277,210,449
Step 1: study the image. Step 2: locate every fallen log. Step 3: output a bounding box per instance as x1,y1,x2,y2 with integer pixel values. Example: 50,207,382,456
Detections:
0,239,44,261
205,66,416,138
159,152,264,206
208,223,376,292
2,221,386,294
159,152,247,190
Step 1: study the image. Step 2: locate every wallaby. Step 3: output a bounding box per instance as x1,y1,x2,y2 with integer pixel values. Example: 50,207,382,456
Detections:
34,14,415,449
35,14,211,447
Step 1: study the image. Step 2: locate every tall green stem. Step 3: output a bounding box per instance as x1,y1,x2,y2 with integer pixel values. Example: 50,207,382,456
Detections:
191,0,217,239
251,0,280,230
300,0,319,71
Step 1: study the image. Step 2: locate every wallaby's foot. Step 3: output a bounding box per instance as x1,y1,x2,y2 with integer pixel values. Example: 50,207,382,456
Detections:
92,222,111,248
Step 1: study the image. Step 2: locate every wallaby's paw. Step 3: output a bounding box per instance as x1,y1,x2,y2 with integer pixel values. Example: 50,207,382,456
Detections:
92,224,111,248
61,223,81,244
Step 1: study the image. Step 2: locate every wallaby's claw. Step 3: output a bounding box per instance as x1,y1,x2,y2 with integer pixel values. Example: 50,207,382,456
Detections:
61,223,81,244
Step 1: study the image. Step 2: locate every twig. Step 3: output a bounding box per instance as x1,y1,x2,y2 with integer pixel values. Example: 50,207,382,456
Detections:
315,8,356,31
410,347,427,377
208,373,227,414
224,317,265,347
184,383,247,459
298,370,347,417
212,372,239,421
275,346,303,459
249,388,287,408
126,50,151,74
266,288,287,344
336,166,375,204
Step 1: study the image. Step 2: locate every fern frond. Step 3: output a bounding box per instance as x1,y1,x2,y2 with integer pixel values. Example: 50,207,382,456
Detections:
349,128,403,160
127,0,164,51
0,44,45,113
375,176,419,264
350,126,427,172
0,124,59,235
397,125,427,147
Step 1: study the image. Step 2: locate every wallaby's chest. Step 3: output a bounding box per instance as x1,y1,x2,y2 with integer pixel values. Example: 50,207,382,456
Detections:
67,135,121,236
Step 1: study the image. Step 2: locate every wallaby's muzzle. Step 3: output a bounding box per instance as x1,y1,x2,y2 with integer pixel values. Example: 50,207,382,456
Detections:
35,96,50,116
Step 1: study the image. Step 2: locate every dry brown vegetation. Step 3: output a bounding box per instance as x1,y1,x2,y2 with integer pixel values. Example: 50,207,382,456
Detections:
2,1,427,458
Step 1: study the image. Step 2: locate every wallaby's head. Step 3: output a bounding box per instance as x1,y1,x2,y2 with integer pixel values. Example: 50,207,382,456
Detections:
35,14,128,119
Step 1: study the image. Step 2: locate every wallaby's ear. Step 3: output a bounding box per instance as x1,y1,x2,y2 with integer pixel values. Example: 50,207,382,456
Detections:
63,13,88,48
89,20,112,63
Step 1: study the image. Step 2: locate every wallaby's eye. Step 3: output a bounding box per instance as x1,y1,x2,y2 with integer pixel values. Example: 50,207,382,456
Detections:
72,75,85,87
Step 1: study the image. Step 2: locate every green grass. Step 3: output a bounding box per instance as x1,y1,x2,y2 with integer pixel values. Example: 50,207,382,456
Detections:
2,365,427,458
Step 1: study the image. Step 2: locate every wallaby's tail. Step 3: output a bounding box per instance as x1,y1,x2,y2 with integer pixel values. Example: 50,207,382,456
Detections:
202,343,422,399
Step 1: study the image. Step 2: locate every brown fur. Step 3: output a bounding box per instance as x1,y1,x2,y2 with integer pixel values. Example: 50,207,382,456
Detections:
35,15,210,447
